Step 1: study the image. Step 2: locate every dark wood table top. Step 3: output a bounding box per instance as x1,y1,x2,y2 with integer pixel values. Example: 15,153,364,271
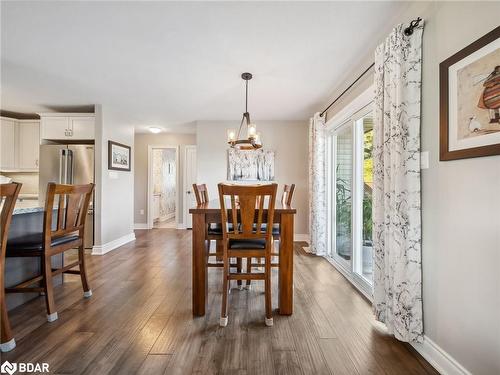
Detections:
189,199,297,214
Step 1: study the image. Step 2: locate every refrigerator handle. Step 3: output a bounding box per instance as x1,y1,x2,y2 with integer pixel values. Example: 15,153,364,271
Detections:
59,149,65,184
67,149,74,184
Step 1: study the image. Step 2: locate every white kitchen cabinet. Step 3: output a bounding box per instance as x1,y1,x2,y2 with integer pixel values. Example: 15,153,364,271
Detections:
70,116,95,139
0,118,16,170
40,113,94,140
18,121,40,169
0,117,40,171
40,116,70,140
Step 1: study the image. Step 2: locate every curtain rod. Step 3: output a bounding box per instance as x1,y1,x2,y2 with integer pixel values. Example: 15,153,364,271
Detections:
319,17,422,118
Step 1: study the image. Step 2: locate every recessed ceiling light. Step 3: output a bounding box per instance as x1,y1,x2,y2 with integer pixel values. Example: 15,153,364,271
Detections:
149,127,162,134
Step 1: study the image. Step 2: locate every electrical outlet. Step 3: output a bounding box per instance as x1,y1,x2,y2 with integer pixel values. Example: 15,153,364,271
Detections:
140,209,144,215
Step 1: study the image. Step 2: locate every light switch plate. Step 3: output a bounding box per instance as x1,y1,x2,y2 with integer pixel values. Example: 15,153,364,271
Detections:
420,151,429,169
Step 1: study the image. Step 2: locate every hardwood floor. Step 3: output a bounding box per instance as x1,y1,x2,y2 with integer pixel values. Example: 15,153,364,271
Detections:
3,229,437,375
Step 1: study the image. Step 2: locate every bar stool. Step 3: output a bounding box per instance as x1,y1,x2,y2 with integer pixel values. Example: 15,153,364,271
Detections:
0,182,22,352
5,183,94,324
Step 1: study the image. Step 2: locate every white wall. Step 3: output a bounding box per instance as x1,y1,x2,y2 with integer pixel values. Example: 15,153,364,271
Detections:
418,3,500,375
94,105,135,247
323,2,500,374
196,120,309,235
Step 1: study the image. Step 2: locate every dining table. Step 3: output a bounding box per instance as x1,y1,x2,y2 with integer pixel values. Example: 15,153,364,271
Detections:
189,198,296,316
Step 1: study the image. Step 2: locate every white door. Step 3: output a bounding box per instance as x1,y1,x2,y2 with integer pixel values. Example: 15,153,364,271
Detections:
19,121,40,169
184,145,197,229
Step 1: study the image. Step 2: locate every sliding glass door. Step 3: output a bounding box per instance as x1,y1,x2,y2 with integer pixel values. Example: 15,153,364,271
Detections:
327,105,374,296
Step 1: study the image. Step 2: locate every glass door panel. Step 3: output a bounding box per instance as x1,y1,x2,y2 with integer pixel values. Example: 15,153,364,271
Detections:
334,125,353,264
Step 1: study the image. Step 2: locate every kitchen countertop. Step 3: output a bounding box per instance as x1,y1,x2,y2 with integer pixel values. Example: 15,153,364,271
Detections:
13,205,44,215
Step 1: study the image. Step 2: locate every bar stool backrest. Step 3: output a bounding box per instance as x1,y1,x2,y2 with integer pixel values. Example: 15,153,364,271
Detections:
44,183,94,243
0,183,22,259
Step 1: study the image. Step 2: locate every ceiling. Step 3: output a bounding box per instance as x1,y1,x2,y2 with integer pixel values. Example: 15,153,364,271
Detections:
1,1,411,133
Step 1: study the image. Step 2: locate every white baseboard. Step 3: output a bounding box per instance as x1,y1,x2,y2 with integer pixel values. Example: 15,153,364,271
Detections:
137,222,186,230
294,233,309,243
91,232,136,256
411,336,471,375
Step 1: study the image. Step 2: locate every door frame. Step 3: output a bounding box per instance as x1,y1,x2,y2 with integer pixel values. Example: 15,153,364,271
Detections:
324,85,374,300
147,145,180,229
183,145,197,229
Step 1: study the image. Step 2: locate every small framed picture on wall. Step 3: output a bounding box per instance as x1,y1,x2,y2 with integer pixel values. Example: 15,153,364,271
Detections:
108,140,131,171
439,26,500,161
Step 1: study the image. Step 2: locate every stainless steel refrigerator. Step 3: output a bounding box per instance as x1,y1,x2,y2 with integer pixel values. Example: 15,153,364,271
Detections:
39,144,94,249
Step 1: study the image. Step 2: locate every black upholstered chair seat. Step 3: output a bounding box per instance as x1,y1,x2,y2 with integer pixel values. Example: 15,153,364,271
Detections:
208,223,234,235
228,238,266,250
6,233,80,255
259,223,280,236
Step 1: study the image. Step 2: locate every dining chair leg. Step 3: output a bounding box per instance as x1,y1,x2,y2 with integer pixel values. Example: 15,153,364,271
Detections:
220,253,229,327
42,254,58,322
78,244,92,298
236,258,243,290
246,257,252,289
264,252,273,327
0,260,15,352
216,240,223,263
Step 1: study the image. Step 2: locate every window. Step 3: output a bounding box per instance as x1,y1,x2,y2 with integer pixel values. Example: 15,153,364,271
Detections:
326,87,374,297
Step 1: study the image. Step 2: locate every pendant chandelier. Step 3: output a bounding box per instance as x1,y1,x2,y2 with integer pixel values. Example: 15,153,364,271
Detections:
227,72,262,150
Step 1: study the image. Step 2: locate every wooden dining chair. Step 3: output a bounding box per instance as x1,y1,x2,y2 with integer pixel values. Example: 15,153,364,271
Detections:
192,184,242,282
218,183,277,327
5,183,94,323
193,183,209,206
247,184,296,287
0,182,22,352
282,184,295,206
193,183,222,259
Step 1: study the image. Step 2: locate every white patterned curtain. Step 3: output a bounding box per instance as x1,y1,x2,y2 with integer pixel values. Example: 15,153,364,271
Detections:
372,23,424,343
308,113,327,256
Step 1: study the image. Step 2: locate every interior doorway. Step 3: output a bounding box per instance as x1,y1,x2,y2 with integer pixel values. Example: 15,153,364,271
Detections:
147,146,179,229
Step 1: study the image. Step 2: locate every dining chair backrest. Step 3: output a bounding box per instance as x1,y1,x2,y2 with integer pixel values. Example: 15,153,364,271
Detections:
218,183,278,241
281,184,295,206
43,183,94,242
1,183,22,258
193,184,209,205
